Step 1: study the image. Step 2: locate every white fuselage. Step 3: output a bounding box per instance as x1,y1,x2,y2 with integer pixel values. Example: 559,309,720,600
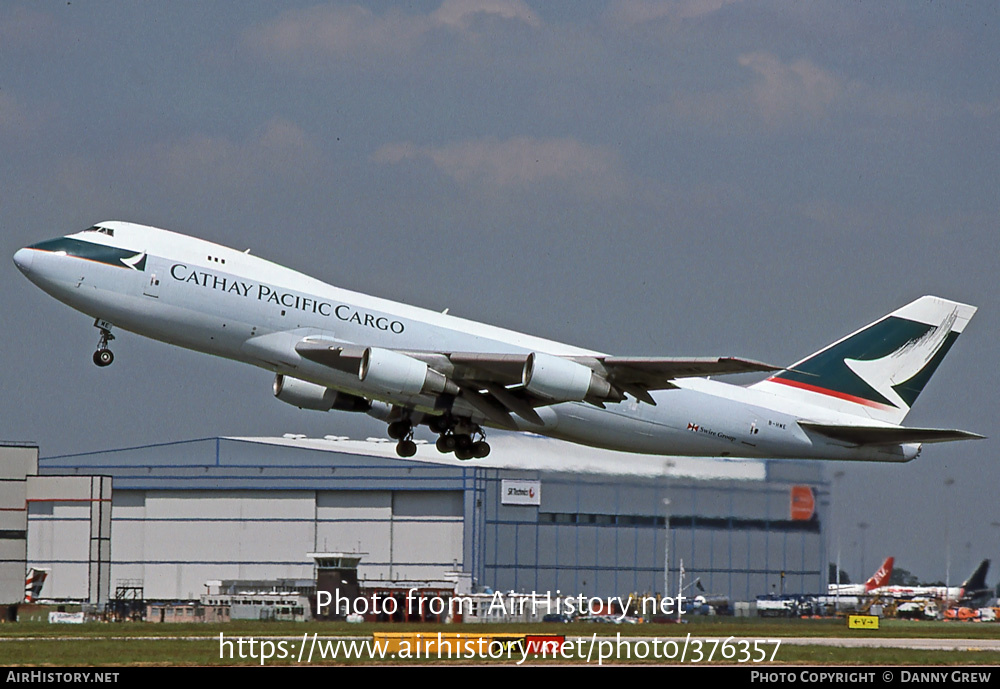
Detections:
869,585,965,601
13,221,919,461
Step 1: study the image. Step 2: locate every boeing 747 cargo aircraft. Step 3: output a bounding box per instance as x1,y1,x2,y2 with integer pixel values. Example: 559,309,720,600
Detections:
13,221,982,460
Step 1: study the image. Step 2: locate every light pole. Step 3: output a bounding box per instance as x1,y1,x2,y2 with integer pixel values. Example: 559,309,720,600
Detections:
832,470,845,611
677,558,684,623
857,522,869,580
944,478,954,589
663,498,671,601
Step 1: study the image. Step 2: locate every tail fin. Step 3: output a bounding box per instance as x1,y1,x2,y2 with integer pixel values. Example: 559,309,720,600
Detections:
962,559,990,592
24,567,49,603
752,296,976,425
864,556,894,591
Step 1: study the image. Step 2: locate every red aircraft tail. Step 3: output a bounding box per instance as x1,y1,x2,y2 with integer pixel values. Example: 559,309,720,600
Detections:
864,557,894,591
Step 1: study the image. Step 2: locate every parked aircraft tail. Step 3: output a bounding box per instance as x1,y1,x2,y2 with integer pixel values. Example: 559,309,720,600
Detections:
24,567,49,603
865,556,894,591
753,296,977,426
962,559,990,596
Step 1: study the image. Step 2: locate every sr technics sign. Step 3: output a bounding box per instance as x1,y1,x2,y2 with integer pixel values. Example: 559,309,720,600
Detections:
501,480,541,506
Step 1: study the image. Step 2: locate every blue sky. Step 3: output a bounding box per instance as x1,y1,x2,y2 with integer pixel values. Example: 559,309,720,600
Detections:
2,1,997,585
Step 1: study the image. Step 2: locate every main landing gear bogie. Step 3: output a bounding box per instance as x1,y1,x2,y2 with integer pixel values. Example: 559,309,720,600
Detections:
431,415,491,460
93,320,116,368
389,413,491,460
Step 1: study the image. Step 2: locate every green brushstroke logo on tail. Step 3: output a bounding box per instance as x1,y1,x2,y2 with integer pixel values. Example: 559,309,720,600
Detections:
771,311,959,411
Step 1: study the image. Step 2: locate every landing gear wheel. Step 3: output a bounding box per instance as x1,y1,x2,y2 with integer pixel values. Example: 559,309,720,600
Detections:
455,446,474,461
436,435,456,453
387,420,411,440
395,440,417,458
454,434,473,453
93,320,116,367
428,416,451,434
472,441,491,458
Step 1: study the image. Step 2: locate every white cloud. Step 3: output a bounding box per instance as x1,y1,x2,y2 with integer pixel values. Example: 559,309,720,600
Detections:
246,5,425,57
246,1,540,59
659,52,845,130
374,136,627,196
963,99,1000,120
143,120,315,186
663,49,993,135
606,0,743,26
432,0,540,30
737,52,843,125
55,119,324,221
74,119,322,204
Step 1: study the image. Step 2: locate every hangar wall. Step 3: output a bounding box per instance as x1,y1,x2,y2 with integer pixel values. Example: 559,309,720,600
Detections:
3,443,112,605
0,444,37,605
107,488,464,599
35,438,474,600
33,436,827,602
476,466,824,600
26,475,112,602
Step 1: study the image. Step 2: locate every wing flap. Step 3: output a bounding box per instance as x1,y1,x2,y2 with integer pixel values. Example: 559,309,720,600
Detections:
594,356,781,386
440,353,782,388
799,421,985,446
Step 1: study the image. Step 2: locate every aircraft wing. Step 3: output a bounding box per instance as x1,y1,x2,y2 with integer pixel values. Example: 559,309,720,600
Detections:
798,421,985,446
296,341,778,387
295,340,780,422
442,353,780,406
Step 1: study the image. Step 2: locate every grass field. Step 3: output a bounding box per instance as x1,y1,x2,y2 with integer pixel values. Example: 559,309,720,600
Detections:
3,617,1000,666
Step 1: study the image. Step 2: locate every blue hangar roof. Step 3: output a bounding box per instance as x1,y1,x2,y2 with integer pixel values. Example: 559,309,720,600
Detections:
38,433,803,491
38,436,475,491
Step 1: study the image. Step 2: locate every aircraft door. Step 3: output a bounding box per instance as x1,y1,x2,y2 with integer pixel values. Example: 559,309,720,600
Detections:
142,256,161,298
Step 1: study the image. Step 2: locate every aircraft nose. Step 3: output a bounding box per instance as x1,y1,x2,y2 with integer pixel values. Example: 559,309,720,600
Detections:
12,247,34,275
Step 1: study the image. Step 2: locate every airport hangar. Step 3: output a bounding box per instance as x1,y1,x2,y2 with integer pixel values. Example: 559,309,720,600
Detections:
9,434,828,606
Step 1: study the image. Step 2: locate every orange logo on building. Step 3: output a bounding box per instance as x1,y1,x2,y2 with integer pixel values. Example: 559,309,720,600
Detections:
790,485,814,521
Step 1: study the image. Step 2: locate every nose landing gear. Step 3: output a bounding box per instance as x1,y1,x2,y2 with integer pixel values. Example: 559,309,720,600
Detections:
93,320,115,367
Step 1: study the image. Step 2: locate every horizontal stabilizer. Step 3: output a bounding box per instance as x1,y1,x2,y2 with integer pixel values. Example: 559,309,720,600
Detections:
799,421,985,446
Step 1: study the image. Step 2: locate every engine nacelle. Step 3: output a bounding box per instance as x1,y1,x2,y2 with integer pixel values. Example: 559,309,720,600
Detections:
273,374,370,412
359,347,457,396
522,352,611,402
366,400,393,422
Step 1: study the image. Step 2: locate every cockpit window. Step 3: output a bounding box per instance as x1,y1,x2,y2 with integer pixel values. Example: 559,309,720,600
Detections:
84,225,115,237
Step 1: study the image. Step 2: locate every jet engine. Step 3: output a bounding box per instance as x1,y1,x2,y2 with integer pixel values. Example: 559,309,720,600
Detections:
522,352,611,402
359,347,459,397
273,374,370,412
